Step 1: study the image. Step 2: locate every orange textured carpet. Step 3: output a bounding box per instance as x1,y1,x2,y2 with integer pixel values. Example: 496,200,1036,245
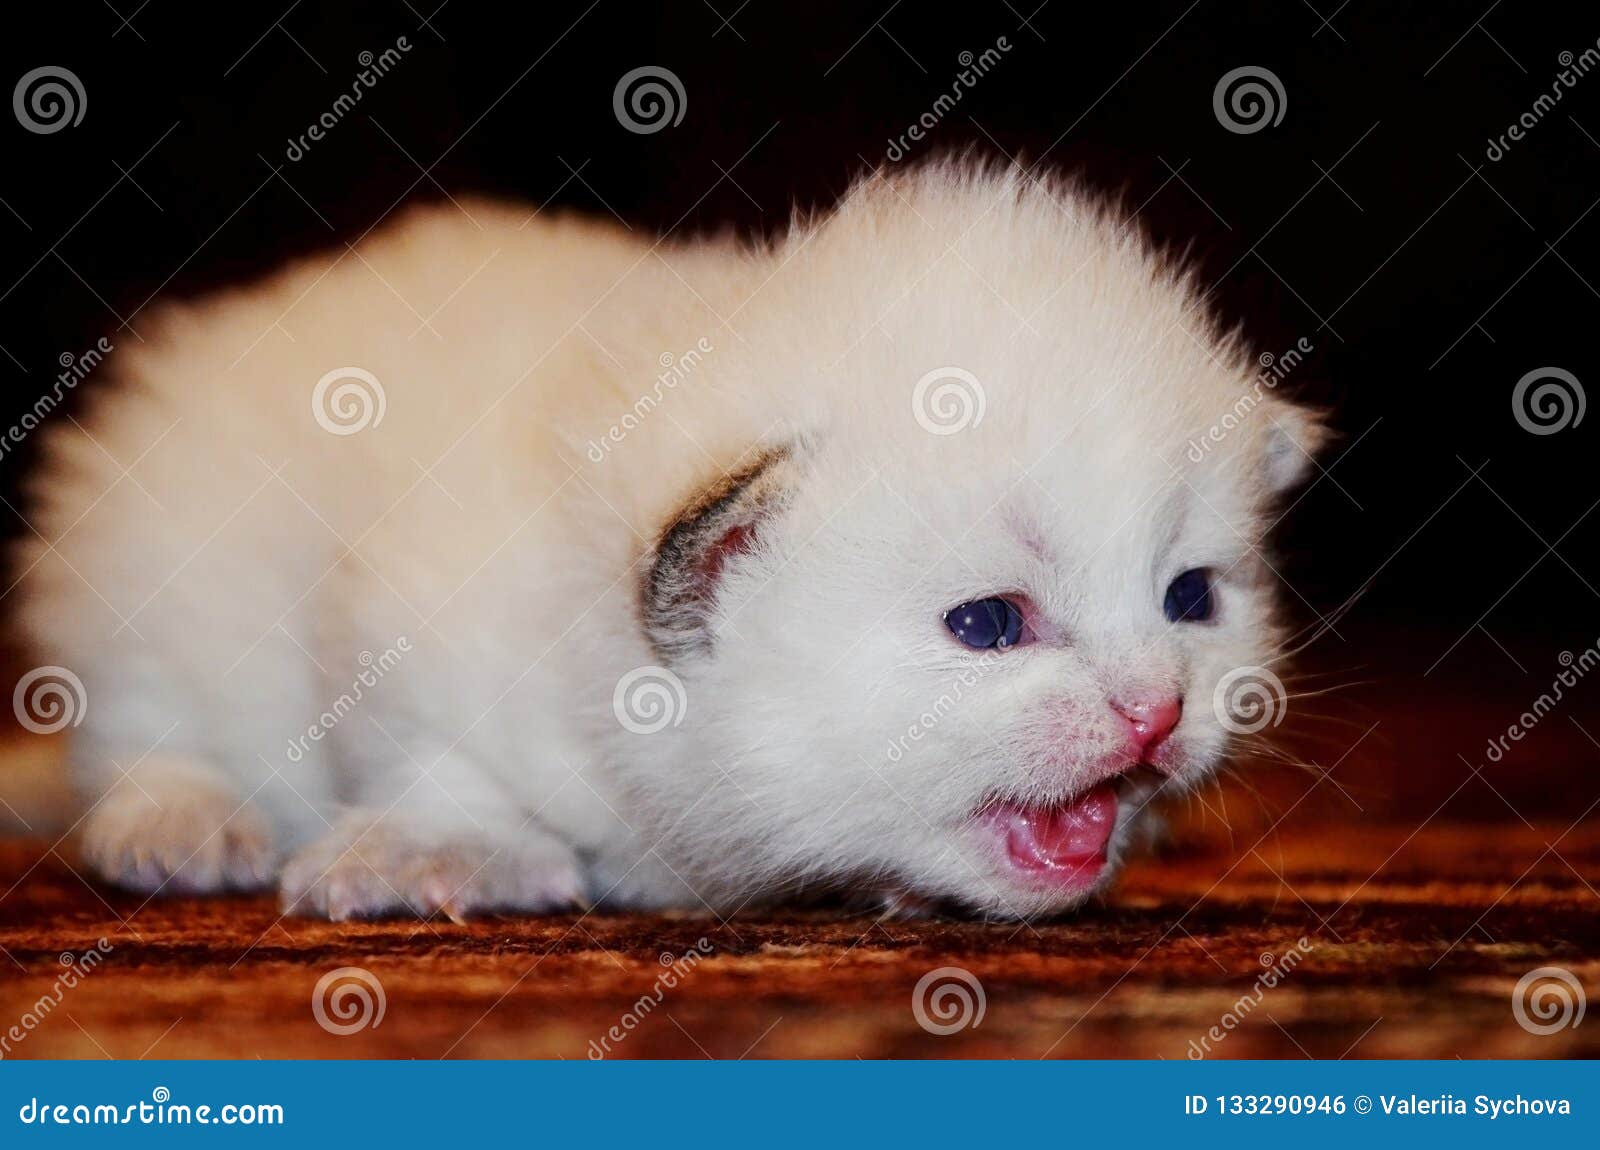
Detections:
2,822,1596,1059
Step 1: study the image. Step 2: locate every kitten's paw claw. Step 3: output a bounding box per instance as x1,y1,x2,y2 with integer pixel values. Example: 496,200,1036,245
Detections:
79,782,276,895
279,817,584,920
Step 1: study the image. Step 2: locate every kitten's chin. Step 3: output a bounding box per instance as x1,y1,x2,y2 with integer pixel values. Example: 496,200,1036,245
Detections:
940,769,1171,918
855,769,1182,920
974,782,1120,892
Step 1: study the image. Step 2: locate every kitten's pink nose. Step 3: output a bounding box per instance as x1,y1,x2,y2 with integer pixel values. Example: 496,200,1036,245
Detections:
1110,695,1182,757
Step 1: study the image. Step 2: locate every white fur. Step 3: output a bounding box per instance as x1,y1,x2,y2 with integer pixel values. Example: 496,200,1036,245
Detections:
11,162,1322,920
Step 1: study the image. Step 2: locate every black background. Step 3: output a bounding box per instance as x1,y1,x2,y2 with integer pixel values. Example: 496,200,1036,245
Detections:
2,0,1597,666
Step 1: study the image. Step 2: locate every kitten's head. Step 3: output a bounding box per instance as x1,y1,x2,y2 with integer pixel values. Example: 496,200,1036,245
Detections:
632,164,1325,918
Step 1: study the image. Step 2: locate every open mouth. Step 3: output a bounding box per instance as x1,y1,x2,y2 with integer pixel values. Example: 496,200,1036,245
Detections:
975,782,1121,890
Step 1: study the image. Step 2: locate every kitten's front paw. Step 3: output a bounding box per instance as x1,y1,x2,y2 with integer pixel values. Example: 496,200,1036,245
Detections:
279,816,585,921
79,778,276,895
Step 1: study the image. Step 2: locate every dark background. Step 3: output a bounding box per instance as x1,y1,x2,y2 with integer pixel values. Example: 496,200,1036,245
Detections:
2,2,1597,815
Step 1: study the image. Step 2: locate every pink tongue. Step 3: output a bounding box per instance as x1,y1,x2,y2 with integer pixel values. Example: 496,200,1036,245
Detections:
988,783,1119,886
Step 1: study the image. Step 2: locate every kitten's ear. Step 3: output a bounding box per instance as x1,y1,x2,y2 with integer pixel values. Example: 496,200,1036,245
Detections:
643,445,796,662
1262,403,1331,495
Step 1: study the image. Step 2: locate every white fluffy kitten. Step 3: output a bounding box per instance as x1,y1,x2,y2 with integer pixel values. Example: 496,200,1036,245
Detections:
12,162,1322,920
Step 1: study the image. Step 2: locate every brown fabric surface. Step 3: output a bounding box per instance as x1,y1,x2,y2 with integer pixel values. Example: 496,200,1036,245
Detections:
2,822,1596,1059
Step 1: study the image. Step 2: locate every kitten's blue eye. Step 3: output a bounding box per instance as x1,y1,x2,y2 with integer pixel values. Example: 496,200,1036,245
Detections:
1164,568,1214,623
944,597,1025,649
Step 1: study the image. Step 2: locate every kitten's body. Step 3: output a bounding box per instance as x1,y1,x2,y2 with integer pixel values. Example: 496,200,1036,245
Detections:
12,164,1321,919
